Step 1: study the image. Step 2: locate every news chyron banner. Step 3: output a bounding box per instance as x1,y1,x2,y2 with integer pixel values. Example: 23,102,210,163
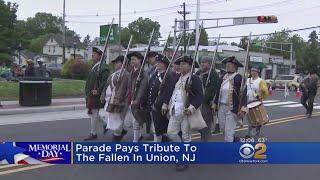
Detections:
2,142,320,164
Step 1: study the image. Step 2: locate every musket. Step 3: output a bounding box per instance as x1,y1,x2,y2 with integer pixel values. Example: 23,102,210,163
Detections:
161,31,171,54
205,34,221,88
238,32,252,113
185,26,202,108
117,35,133,83
185,36,191,54
97,18,114,73
132,29,155,102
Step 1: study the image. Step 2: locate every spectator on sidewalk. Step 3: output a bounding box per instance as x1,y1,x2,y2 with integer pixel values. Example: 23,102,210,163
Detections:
24,59,36,77
36,58,47,77
0,62,12,81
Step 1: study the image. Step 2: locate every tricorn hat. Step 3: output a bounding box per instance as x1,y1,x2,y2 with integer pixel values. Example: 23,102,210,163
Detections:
174,55,200,68
155,53,170,67
92,47,103,56
127,51,144,60
221,56,243,67
111,55,125,63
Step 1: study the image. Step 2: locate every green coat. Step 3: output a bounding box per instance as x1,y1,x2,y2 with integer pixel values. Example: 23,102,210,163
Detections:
85,62,110,109
196,69,220,107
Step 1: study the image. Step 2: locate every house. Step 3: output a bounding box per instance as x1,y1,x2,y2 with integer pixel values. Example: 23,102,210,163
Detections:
42,34,86,64
12,50,42,66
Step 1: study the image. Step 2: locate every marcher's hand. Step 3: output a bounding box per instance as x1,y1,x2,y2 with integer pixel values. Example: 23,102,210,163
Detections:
131,100,139,108
92,89,98,95
183,108,192,116
211,104,217,112
161,104,168,116
237,111,246,118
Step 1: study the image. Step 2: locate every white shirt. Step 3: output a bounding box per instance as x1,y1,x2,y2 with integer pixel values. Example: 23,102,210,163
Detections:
219,73,237,104
169,72,191,117
247,77,262,102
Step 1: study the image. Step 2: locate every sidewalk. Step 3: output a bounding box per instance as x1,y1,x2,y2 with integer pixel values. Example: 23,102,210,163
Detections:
0,98,86,115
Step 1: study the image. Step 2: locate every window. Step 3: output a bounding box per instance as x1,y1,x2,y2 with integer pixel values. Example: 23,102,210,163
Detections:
51,38,53,42
48,46,51,52
53,46,55,53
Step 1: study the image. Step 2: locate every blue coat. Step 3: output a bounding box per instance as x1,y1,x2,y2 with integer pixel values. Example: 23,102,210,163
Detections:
214,73,248,114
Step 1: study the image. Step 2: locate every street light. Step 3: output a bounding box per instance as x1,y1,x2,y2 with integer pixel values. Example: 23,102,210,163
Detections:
73,42,76,60
18,42,22,65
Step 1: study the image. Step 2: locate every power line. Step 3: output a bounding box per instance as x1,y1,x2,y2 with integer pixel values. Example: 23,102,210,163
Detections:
208,25,320,39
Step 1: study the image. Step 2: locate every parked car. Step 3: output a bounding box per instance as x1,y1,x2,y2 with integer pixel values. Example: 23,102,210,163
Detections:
266,74,302,91
46,63,62,78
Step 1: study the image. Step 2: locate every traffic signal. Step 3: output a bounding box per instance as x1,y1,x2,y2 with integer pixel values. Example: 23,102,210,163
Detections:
257,16,278,23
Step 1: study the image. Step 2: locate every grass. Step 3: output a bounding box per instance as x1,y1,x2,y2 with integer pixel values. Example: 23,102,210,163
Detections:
0,79,86,101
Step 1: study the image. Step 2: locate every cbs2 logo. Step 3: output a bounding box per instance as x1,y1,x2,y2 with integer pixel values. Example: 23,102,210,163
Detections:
239,143,267,159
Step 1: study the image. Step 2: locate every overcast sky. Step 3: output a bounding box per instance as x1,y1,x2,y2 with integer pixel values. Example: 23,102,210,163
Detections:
7,0,320,43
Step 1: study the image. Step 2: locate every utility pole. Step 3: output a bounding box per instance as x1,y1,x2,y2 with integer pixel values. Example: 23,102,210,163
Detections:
173,18,177,50
118,0,122,55
62,0,66,64
195,0,200,61
178,2,190,54
290,43,293,74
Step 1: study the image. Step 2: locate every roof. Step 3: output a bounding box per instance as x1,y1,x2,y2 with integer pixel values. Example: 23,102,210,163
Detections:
46,33,85,49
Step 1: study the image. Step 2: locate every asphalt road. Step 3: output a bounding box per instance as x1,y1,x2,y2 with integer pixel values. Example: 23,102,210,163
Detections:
0,91,320,179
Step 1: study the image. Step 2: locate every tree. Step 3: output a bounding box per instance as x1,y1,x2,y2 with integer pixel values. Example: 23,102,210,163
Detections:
121,17,161,46
29,34,49,53
82,34,91,48
189,27,209,46
0,0,18,65
231,42,238,46
303,31,320,72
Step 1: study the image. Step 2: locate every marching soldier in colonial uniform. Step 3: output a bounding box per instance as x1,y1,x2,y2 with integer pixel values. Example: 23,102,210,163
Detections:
212,56,248,142
128,52,149,142
84,47,110,141
162,55,205,171
100,55,130,142
143,51,158,140
196,56,220,142
142,54,174,142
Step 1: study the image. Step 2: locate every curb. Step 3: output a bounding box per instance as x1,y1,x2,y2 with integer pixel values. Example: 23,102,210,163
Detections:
0,104,86,115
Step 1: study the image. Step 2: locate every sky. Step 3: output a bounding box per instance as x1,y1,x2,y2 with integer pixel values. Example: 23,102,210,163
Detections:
7,0,320,44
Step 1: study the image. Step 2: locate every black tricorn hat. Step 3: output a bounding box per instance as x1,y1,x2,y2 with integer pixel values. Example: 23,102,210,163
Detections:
221,56,243,67
127,51,144,60
111,55,125,63
147,51,158,58
92,47,103,56
174,55,200,68
155,53,170,66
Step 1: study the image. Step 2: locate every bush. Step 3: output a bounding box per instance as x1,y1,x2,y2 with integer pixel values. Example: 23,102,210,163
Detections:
61,59,76,78
71,60,89,80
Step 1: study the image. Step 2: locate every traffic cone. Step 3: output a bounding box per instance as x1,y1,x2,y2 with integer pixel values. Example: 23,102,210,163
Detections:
268,86,273,96
295,87,302,98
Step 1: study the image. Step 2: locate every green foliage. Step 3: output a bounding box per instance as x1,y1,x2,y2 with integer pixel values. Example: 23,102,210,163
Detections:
71,60,89,80
0,0,18,64
61,59,76,78
121,17,161,46
28,34,49,53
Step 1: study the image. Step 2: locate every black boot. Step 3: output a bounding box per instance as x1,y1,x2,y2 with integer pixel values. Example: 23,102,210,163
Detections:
213,124,220,134
103,125,108,135
84,133,98,141
161,134,170,142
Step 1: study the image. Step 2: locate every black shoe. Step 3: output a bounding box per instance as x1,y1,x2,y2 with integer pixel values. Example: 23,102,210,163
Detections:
175,164,189,171
308,113,312,118
0,104,3,107
233,136,240,142
144,133,154,141
161,135,170,142
84,133,98,141
103,125,108,135
213,124,220,134
138,136,144,142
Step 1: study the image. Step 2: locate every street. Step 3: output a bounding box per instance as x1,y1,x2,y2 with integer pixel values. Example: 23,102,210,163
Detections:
0,91,320,179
